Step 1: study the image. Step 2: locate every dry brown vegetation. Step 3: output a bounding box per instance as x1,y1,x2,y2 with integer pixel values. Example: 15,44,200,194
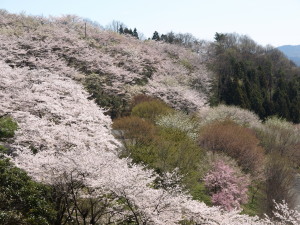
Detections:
198,120,265,174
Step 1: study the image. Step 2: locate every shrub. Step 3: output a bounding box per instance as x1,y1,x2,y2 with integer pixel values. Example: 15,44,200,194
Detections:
113,113,210,202
257,117,300,168
199,120,264,174
0,116,18,139
131,99,173,122
125,126,208,199
199,105,262,129
84,73,129,119
112,116,156,146
156,111,200,140
153,128,204,177
127,128,203,176
0,158,56,225
264,154,296,216
130,94,156,108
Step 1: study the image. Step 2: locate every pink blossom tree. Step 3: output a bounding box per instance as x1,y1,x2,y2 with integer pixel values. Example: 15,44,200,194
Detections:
204,159,250,211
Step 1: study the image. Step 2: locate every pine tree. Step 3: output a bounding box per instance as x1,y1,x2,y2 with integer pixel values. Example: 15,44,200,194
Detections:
119,25,124,34
133,28,139,39
152,31,160,41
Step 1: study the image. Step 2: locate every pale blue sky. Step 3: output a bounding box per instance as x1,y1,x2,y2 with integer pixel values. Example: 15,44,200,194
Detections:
1,0,299,47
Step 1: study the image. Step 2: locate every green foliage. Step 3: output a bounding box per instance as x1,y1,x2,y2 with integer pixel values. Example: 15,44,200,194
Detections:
0,158,56,225
131,99,173,122
0,116,18,139
114,102,211,202
112,116,156,145
84,73,129,119
214,32,227,42
130,94,157,108
190,183,212,205
0,145,9,155
127,127,205,190
121,125,210,201
242,183,266,216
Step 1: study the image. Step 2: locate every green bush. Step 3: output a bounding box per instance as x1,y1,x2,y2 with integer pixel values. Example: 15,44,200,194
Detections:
0,116,18,139
112,116,156,146
130,94,156,108
0,145,8,155
242,183,266,217
131,99,173,122
84,73,129,119
127,127,208,197
257,117,300,168
0,158,56,225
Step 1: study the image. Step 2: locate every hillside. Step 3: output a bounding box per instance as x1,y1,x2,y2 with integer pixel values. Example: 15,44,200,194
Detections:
0,10,299,225
0,11,211,117
278,45,300,66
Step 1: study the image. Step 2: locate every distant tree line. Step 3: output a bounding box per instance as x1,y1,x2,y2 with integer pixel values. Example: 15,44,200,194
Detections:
210,33,300,123
151,30,204,49
119,26,139,39
106,20,139,39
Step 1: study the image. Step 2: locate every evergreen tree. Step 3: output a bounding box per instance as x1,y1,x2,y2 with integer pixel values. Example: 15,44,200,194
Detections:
273,79,291,120
152,31,160,41
128,28,133,35
133,28,139,39
119,25,124,34
124,27,130,34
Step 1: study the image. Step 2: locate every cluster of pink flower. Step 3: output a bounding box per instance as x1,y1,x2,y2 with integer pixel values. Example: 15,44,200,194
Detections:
204,160,250,211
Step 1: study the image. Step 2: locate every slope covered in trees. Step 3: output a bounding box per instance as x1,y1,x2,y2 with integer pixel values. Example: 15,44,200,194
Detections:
0,10,299,225
209,33,300,123
0,10,211,118
0,53,278,225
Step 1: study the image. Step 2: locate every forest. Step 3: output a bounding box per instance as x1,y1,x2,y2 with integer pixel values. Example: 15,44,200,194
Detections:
0,10,299,225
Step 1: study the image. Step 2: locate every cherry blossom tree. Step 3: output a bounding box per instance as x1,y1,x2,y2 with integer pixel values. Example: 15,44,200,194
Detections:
263,200,300,225
204,160,250,211
198,105,262,129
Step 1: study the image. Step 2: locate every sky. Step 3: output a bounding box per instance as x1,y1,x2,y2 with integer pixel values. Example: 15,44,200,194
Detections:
1,0,299,47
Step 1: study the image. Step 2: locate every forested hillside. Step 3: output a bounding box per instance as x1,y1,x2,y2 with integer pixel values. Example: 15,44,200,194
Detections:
209,33,300,123
145,31,300,123
0,10,299,225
